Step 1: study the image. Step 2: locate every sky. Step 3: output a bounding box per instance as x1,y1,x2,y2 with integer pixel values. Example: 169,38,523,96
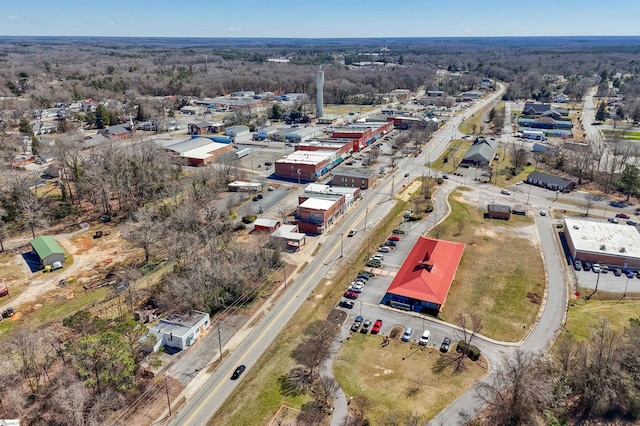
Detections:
2,0,640,38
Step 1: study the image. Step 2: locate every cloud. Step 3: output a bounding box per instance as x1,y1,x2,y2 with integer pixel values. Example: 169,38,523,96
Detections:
223,27,242,32
7,15,23,20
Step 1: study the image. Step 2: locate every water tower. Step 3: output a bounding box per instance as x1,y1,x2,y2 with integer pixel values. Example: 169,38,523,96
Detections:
316,69,324,118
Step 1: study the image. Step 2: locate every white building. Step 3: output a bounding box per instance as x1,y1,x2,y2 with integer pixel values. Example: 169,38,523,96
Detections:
149,310,211,351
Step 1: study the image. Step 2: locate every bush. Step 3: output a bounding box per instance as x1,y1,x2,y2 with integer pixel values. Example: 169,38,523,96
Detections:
229,210,238,219
456,340,481,361
408,214,423,221
425,205,434,213
556,223,564,228
365,260,382,268
233,223,246,232
436,177,444,185
242,214,257,224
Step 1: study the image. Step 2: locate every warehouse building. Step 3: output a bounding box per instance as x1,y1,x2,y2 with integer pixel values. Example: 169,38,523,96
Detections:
564,218,640,268
163,137,233,166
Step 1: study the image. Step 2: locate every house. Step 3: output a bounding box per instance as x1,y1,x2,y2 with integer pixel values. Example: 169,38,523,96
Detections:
381,237,465,313
255,126,278,140
188,121,224,135
486,204,511,220
460,136,498,167
100,124,134,140
522,103,569,118
527,171,576,192
148,310,211,352
225,125,250,138
30,236,65,268
554,94,569,103
180,105,204,115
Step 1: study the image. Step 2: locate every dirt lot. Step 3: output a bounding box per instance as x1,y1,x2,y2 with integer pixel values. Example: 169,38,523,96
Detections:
0,222,138,330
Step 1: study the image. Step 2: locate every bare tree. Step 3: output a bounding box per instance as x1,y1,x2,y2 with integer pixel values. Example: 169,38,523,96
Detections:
125,207,164,264
477,350,553,426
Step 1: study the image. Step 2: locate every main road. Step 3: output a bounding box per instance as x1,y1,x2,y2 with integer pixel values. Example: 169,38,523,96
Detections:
168,86,505,426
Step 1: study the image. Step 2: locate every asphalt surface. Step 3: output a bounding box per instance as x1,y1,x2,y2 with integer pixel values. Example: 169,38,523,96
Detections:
166,85,513,426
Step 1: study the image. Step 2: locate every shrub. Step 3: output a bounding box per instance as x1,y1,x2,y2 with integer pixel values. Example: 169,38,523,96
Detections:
242,214,257,224
425,205,434,213
556,223,564,228
233,223,246,232
436,177,444,185
408,214,423,221
456,340,481,361
229,210,238,219
365,260,382,268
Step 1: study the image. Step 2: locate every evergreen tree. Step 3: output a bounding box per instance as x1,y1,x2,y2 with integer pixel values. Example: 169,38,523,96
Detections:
619,165,640,201
595,102,607,122
95,104,110,129
31,136,40,156
136,104,145,122
19,117,33,136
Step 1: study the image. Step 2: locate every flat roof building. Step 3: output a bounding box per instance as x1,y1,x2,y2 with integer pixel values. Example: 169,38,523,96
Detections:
564,218,640,268
149,310,211,352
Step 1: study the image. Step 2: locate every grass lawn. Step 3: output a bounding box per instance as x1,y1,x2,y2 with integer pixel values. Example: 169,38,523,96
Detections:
324,105,376,116
458,110,484,135
431,139,473,172
602,129,640,141
333,335,486,423
564,298,640,342
430,191,543,341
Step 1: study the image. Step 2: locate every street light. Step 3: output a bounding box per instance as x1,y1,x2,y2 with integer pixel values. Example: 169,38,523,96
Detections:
365,207,369,230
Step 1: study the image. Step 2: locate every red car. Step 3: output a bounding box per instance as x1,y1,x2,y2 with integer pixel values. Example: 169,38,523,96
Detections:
388,235,400,241
371,319,383,334
343,291,359,300
616,213,630,219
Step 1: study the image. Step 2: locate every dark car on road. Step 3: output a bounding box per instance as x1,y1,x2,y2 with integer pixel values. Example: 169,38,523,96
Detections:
360,319,371,334
616,213,630,219
384,240,397,247
440,337,451,353
392,229,406,234
231,365,246,380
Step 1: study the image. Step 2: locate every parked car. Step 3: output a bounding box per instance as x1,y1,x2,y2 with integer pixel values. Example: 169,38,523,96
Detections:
627,220,637,226
371,319,383,334
573,259,582,271
348,229,358,237
583,261,592,272
388,235,400,241
264,161,273,166
231,365,246,380
440,337,452,353
404,173,410,177
252,196,259,201
608,218,619,224
418,330,431,346
267,186,274,191
349,283,364,293
356,274,370,281
378,246,391,253
624,269,636,279
360,319,372,334
515,181,524,185
384,240,397,247
614,268,622,276
616,213,630,219
401,327,413,342
343,291,359,300
539,210,547,216
392,229,406,234
350,321,361,332
339,299,355,309
501,189,511,195
371,254,383,262
592,263,602,273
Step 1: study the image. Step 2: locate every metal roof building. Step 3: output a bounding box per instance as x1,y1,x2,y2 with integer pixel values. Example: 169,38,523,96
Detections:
30,236,65,267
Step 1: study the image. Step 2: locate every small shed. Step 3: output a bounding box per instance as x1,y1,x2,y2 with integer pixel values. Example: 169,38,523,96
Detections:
30,236,65,267
225,125,250,138
487,204,511,220
254,218,280,233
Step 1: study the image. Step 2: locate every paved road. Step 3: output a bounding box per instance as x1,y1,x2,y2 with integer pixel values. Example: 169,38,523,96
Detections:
165,87,506,426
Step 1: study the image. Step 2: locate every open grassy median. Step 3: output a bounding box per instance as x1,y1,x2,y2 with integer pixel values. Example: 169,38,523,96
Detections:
333,335,485,423
430,190,543,341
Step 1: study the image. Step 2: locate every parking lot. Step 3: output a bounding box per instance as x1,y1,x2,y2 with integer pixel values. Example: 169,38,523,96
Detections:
572,263,640,293
334,219,459,351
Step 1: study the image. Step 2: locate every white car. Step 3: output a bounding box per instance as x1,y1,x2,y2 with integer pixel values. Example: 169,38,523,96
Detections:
349,283,364,293
515,181,524,185
418,330,431,346
348,229,357,237
592,263,602,273
539,210,547,216
378,246,391,253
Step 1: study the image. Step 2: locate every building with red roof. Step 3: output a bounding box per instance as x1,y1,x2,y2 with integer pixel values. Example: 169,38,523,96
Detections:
381,237,465,313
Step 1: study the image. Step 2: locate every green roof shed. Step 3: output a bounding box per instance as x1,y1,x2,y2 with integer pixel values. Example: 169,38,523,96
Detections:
30,236,65,267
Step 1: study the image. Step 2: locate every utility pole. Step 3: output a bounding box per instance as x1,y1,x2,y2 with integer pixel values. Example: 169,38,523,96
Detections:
164,376,172,417
340,233,344,258
283,263,287,290
217,322,223,361
365,207,369,229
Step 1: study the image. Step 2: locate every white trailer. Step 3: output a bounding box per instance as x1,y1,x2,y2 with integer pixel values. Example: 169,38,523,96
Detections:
235,148,252,159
